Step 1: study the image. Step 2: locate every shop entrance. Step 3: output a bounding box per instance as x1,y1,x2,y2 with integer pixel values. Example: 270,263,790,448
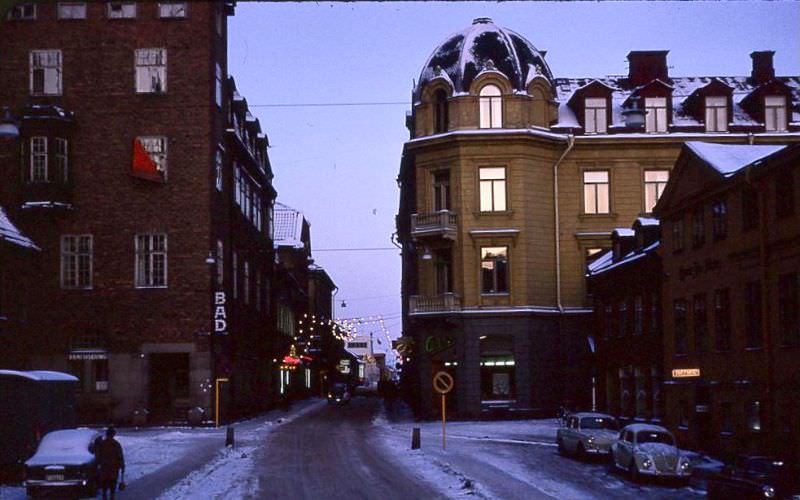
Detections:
480,335,515,402
148,353,190,420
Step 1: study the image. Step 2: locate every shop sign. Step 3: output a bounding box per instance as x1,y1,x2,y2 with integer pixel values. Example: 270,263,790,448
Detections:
68,351,108,360
695,405,710,413
671,368,700,378
214,292,228,335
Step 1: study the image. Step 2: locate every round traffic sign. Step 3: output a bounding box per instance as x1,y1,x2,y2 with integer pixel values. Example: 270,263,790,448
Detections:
433,371,454,394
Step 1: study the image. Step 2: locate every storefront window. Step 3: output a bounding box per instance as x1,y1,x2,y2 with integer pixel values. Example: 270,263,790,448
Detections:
480,356,515,401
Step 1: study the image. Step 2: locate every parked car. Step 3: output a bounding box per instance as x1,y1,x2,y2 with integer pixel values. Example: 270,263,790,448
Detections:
706,455,800,500
24,428,101,498
611,423,691,481
556,412,618,459
327,383,351,404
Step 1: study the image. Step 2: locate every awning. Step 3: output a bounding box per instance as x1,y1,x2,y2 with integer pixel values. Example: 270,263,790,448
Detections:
0,206,39,250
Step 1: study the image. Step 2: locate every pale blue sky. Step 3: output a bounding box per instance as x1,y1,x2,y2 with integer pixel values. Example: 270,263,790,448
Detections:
228,1,800,340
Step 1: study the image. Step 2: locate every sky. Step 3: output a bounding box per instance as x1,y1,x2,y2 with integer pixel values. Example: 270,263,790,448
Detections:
227,1,800,343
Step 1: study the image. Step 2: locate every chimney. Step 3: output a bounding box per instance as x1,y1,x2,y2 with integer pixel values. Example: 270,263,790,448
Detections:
750,51,775,85
627,51,669,87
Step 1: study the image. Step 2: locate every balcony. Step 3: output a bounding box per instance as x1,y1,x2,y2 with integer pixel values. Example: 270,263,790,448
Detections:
409,293,461,314
410,210,457,240
20,181,73,209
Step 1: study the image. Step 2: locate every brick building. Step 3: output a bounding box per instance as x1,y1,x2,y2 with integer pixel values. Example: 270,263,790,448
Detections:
587,220,663,424
397,18,800,418
0,1,278,423
655,142,800,460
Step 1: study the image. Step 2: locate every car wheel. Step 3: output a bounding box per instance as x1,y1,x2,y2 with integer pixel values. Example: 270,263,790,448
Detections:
628,460,639,483
577,443,587,461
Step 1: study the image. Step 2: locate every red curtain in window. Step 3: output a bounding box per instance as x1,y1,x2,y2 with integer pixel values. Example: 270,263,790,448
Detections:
132,138,162,182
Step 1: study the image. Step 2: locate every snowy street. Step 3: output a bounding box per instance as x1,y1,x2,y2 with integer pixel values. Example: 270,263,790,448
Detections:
2,396,708,499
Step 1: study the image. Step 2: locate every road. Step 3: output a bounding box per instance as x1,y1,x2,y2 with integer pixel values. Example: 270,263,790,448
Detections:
253,397,444,499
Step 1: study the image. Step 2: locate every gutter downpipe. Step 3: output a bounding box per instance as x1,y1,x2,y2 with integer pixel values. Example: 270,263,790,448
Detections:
554,134,575,313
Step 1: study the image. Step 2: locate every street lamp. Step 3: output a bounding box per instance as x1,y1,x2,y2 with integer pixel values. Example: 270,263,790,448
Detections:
0,107,20,138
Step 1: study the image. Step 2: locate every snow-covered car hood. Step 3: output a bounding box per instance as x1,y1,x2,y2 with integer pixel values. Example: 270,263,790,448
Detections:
635,442,679,457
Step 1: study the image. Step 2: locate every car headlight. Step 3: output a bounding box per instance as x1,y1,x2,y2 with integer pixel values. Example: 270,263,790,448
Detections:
641,458,653,469
587,436,595,444
762,485,775,498
680,459,690,471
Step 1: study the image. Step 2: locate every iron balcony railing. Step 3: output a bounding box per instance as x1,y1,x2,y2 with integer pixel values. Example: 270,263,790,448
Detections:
410,210,457,240
409,293,461,314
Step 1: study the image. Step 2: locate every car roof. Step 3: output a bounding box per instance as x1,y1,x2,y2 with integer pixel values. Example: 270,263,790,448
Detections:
572,412,616,419
623,423,670,433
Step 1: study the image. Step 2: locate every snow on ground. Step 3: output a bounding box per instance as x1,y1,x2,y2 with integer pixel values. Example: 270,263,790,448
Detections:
121,427,220,483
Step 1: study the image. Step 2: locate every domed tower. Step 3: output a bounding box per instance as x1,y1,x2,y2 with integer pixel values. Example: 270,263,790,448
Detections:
411,17,558,137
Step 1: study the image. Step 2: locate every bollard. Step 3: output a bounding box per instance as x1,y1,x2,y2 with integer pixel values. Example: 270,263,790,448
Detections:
411,427,421,450
226,425,235,447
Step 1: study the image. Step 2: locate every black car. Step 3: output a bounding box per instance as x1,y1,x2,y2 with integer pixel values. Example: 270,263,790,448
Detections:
24,428,101,498
327,383,351,404
707,455,800,500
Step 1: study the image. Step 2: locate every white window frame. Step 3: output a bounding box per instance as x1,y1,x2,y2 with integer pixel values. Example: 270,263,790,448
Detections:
136,136,167,178
583,170,610,214
584,97,607,134
480,246,509,294
215,147,223,191
30,136,48,182
764,95,788,132
704,96,728,132
7,3,36,20
30,50,62,96
158,2,187,18
55,137,69,183
61,235,93,289
107,2,136,19
479,84,502,129
58,3,87,19
135,48,167,94
479,167,507,212
135,234,167,288
215,63,223,108
643,170,669,214
644,97,668,133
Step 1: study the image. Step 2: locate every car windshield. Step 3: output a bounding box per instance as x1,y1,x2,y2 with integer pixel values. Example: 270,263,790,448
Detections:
581,417,617,430
636,431,674,445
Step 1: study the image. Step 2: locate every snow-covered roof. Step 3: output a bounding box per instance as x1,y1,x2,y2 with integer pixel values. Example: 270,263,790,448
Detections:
685,141,786,177
273,202,307,249
635,217,660,227
612,228,635,238
0,206,39,250
0,369,78,381
587,241,660,277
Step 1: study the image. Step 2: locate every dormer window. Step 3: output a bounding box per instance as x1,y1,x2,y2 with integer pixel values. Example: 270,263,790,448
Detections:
705,96,728,132
433,89,448,134
764,95,787,131
644,97,668,133
479,84,502,129
584,98,607,134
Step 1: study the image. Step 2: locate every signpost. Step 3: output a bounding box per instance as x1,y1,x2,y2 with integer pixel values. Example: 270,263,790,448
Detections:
433,371,454,450
215,377,229,428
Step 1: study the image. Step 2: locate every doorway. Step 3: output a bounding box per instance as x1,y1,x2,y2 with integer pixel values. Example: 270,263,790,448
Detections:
148,353,190,420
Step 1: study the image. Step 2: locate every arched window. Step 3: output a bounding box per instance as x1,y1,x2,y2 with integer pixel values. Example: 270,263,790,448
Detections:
479,84,502,129
433,89,448,134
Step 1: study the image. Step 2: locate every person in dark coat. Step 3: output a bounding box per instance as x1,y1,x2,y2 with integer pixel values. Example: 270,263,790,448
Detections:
96,426,125,499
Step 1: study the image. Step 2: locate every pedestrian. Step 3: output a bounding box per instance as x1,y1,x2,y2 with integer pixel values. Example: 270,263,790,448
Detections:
96,425,125,500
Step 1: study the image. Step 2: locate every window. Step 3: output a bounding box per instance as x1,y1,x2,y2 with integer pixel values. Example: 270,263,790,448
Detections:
775,170,795,218
604,304,613,339
618,299,628,337
644,170,669,213
136,136,167,178
434,89,449,134
215,63,223,108
714,288,731,351
720,402,734,434
215,147,223,191
583,170,610,214
650,291,659,335
135,234,167,288
764,95,787,132
58,3,86,19
135,48,167,94
480,246,508,294
705,96,728,132
778,272,798,346
674,299,688,355
61,235,92,289
435,248,453,294
634,295,643,335
691,209,705,248
712,200,727,240
433,171,450,211
30,50,62,96
215,5,223,35
745,282,762,348
108,2,136,18
742,186,760,231
243,260,250,305
29,136,48,182
672,218,684,253
7,3,36,19
693,294,708,354
159,2,187,18
479,167,506,212
644,97,668,133
55,138,68,183
479,84,502,129
255,271,262,311
747,401,763,432
584,97,607,134
232,251,238,300
216,240,224,287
